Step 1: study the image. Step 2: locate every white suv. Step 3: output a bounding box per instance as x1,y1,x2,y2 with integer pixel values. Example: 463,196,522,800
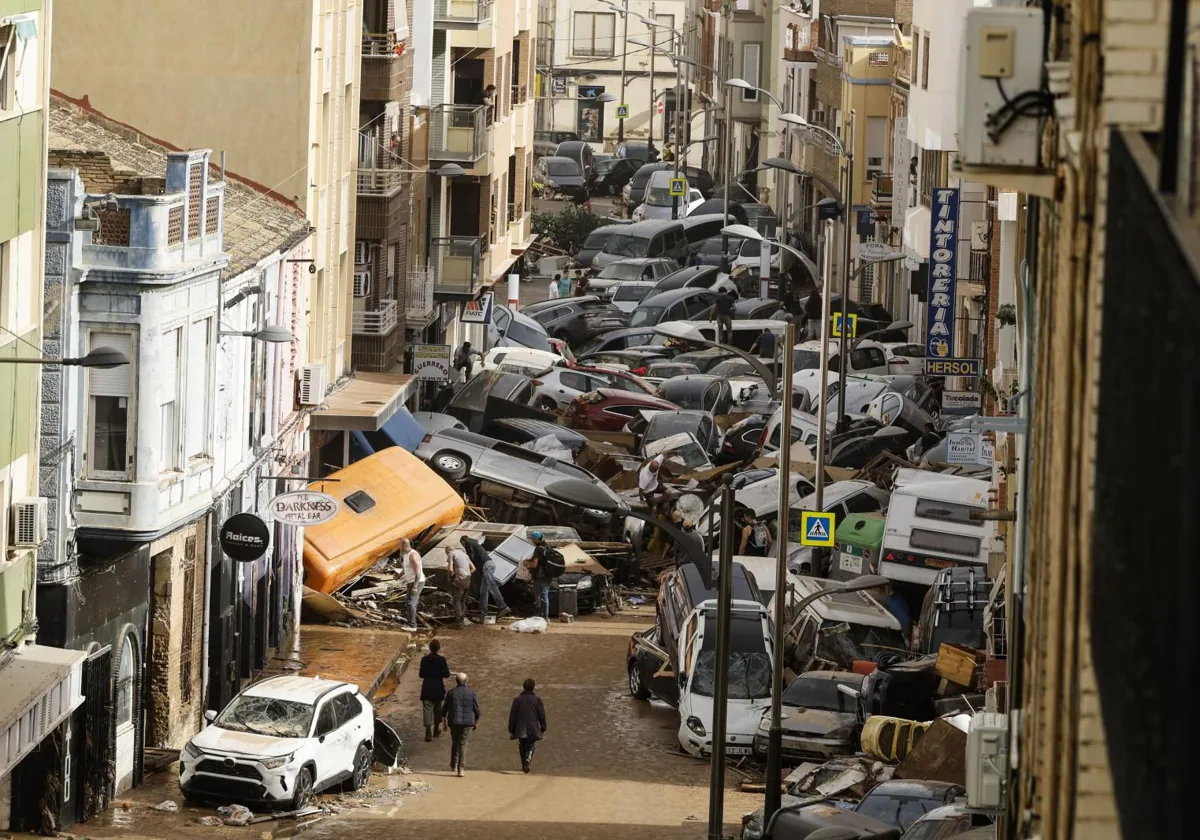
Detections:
180,676,375,808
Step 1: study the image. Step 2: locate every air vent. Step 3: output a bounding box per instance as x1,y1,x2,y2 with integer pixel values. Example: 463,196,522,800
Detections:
353,270,371,298
11,498,49,548
298,364,328,406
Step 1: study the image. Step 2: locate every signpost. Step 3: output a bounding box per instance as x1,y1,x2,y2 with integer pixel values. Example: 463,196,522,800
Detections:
924,187,961,360
460,291,494,325
942,390,983,414
219,513,271,562
616,104,629,119
946,431,995,467
831,312,858,339
413,344,453,381
669,177,686,197
267,490,340,526
800,512,836,547
924,357,981,377
858,241,894,262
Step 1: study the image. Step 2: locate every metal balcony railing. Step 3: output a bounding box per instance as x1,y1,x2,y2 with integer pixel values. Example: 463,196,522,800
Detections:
508,201,521,223
812,46,844,68
352,299,399,336
362,32,398,57
969,250,990,284
433,0,491,27
510,83,527,106
357,166,407,195
406,268,435,321
431,236,483,294
429,104,487,162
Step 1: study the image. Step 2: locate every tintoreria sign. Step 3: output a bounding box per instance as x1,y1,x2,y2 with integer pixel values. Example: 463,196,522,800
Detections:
925,187,961,360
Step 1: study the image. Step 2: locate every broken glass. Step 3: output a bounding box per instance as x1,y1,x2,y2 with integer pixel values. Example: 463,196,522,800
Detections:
215,696,314,738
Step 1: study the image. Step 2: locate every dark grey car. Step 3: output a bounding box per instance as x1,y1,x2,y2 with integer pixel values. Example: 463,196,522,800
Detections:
520,295,629,346
627,288,717,328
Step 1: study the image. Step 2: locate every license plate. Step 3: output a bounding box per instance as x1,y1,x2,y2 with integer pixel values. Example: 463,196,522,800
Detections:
726,746,752,756
838,552,860,573
925,558,956,569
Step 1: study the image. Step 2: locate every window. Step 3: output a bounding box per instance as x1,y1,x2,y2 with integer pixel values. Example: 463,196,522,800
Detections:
315,700,338,736
159,327,181,472
850,347,886,370
0,24,13,112
572,12,615,57
869,51,890,67
87,331,134,478
845,492,883,515
911,28,921,82
180,560,196,703
741,43,762,101
116,636,135,727
333,692,361,728
559,372,589,392
915,498,980,525
921,34,930,89
653,14,675,48
911,527,982,557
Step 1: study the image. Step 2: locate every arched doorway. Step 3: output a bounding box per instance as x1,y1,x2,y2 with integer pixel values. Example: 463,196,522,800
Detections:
113,635,138,794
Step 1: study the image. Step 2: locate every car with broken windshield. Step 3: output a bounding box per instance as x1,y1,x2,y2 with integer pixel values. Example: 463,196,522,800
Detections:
752,670,864,762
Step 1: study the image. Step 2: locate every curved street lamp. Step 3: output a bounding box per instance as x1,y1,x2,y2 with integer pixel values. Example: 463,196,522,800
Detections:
1,347,132,368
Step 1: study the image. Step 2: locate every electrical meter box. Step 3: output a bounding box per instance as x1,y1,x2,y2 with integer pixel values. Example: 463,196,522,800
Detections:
958,7,1045,168
966,712,1008,809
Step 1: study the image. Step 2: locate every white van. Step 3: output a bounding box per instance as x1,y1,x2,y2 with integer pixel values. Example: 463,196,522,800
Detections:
634,170,705,220
787,575,909,672
879,468,995,586
655,318,788,353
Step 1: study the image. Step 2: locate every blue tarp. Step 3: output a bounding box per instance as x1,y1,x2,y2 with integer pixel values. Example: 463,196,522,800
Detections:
349,407,426,461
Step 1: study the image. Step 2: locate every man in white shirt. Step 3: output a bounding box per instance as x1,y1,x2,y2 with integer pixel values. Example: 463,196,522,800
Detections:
401,538,425,631
445,545,475,628
638,454,666,512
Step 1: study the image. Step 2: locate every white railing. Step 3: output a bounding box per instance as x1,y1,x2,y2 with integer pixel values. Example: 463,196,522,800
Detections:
407,268,434,320
352,299,399,335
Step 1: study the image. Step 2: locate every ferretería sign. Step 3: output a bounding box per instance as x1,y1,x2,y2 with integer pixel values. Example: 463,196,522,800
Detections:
925,187,961,360
267,490,340,526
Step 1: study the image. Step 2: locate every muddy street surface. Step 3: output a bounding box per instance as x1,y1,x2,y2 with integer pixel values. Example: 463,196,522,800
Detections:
38,613,758,840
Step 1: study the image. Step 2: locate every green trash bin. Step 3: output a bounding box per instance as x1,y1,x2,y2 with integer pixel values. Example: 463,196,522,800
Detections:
829,514,885,582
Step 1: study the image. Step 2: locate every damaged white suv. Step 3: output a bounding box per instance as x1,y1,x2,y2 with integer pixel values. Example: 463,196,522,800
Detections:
180,675,377,809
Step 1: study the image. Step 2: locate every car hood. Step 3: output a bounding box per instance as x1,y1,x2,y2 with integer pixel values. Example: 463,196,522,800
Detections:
191,725,308,759
779,708,858,737
548,174,586,187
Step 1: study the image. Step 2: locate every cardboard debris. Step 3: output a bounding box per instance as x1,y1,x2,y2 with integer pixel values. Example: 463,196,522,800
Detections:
894,718,968,786
935,642,986,688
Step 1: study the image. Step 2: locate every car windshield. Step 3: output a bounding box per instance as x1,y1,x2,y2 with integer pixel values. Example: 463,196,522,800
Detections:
614,284,653,302
691,616,771,699
646,186,675,206
782,677,859,712
599,262,644,280
628,305,665,326
604,234,649,257
547,160,582,176
215,694,314,738
659,386,709,411
856,794,944,831
793,349,823,370
709,359,756,377
582,231,610,250
647,414,704,442
505,320,551,351
816,620,909,664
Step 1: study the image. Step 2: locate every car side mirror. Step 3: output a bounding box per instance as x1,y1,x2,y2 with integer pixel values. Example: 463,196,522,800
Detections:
204,710,217,724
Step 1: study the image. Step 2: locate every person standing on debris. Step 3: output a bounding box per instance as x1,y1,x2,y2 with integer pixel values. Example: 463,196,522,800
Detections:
525,531,565,620
453,341,482,382
508,678,548,774
707,288,736,346
749,325,777,360
442,673,480,777
462,535,512,622
803,289,823,340
446,543,475,628
638,454,666,512
739,511,774,557
400,538,425,631
419,639,451,742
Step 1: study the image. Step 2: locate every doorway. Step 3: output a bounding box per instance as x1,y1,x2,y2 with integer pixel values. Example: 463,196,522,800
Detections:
450,180,482,236
452,52,485,105
80,647,113,819
113,635,138,794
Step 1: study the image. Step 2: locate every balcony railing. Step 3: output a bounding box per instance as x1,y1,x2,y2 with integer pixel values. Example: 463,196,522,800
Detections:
433,0,491,28
407,267,435,321
429,104,488,162
510,83,527,106
896,46,912,85
352,299,399,336
812,46,843,68
508,201,521,223
362,32,398,57
872,173,894,207
431,236,483,295
968,250,990,284
357,166,407,195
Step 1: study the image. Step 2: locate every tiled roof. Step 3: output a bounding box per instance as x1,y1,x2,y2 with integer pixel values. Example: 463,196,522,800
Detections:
47,96,310,281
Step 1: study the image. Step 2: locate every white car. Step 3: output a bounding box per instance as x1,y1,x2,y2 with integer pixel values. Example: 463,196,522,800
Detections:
479,345,565,377
882,341,925,374
609,280,658,313
180,676,376,808
791,339,891,377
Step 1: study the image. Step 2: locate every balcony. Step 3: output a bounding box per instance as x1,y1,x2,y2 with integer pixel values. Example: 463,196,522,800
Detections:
968,250,990,284
361,33,404,102
352,299,399,336
871,174,893,216
429,104,488,163
350,299,404,371
433,0,491,29
406,267,435,324
510,83,527,108
357,166,407,196
812,46,844,68
431,236,483,296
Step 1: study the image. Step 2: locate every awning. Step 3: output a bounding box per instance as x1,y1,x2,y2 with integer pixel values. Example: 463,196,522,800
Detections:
349,406,426,458
310,372,417,432
1,645,86,778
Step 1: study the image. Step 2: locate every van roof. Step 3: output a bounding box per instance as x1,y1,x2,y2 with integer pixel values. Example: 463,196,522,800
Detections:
892,468,990,506
677,560,760,607
619,218,685,235
791,575,901,630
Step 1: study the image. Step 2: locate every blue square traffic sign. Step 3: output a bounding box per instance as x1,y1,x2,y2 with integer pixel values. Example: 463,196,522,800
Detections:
800,511,836,547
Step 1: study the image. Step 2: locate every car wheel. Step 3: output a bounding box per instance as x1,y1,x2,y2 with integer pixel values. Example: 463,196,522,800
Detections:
291,765,315,810
628,660,651,700
432,451,468,480
537,397,558,412
349,742,372,791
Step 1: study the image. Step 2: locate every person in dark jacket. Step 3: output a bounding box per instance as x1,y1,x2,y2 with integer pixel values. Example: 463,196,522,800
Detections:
441,672,480,777
462,535,511,621
508,678,548,773
418,639,451,741
803,289,823,340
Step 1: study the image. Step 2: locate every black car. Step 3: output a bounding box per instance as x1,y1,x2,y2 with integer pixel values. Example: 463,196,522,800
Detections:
445,371,536,433
614,140,659,165
655,374,734,416
534,129,580,157
688,199,749,224
717,415,768,464
484,417,590,458
669,347,736,372
627,288,718,327
534,156,587,198
683,167,716,197
589,157,639,195
638,409,722,457
520,296,629,345
554,141,596,179
624,162,670,212
650,265,722,294
573,326,668,356
576,223,630,269
853,780,966,833
734,297,782,319
689,236,737,267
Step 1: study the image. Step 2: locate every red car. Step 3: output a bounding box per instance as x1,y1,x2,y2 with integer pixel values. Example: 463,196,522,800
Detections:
563,388,681,432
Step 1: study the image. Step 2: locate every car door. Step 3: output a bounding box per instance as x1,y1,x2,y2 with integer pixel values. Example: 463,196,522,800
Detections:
633,627,675,703
850,346,889,375
556,371,590,403
312,694,352,785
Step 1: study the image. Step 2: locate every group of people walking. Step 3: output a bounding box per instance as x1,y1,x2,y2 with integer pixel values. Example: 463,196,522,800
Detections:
418,641,548,776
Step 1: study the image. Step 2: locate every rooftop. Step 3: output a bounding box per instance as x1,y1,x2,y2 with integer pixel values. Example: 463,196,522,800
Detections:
48,96,310,281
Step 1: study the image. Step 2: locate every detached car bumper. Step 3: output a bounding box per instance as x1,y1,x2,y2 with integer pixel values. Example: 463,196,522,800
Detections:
179,754,299,804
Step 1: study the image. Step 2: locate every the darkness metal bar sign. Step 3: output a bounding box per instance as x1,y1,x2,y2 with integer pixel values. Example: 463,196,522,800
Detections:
925,187,961,359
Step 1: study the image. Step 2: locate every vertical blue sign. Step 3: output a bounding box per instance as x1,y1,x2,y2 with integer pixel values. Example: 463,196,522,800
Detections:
924,187,961,359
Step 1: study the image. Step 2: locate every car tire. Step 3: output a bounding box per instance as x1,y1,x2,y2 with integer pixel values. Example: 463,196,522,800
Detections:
537,397,558,412
432,451,468,480
628,661,651,700
349,742,372,791
291,765,315,810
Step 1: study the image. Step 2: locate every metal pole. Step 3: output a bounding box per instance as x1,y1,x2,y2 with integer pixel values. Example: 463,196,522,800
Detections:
814,219,834,513
707,477,736,840
617,1,629,143
647,2,656,156
835,113,856,429
720,3,734,270
763,320,795,824
672,44,684,219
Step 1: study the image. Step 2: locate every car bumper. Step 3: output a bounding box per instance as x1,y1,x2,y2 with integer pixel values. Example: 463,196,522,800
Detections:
179,757,297,805
751,732,854,761
678,726,757,759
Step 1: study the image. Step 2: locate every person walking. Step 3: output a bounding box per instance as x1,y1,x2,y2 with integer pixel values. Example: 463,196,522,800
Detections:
441,673,480,777
525,531,564,620
707,288,735,346
418,640,451,741
557,272,573,299
400,538,425,631
453,341,482,382
446,543,475,627
739,511,774,557
461,535,512,622
508,678,548,774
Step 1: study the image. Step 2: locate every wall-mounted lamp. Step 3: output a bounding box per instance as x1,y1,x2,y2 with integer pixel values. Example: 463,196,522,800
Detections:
0,347,130,368
219,326,296,343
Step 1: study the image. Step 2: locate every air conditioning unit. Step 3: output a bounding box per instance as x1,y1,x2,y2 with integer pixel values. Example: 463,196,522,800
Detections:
354,241,369,265
298,364,329,406
965,712,1008,809
10,498,49,548
353,270,371,298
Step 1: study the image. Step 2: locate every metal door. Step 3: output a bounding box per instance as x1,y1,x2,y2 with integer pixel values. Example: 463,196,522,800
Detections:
80,648,113,820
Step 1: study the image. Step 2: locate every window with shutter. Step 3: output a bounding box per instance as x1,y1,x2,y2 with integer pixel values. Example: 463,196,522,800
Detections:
87,332,135,478
159,328,181,472
186,319,211,459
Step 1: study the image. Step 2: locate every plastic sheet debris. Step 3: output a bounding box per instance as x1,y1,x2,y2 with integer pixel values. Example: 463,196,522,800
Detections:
197,816,223,826
520,433,574,463
152,800,178,813
217,804,254,826
510,616,549,633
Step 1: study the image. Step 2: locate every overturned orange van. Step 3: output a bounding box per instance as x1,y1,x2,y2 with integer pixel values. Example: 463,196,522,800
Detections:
302,447,465,593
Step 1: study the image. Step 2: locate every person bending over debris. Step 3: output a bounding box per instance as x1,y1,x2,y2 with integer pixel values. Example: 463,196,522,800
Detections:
453,341,482,382
508,678,548,774
419,639,451,742
525,531,566,620
446,544,475,627
400,538,425,631
638,454,666,511
442,673,480,777
462,535,512,622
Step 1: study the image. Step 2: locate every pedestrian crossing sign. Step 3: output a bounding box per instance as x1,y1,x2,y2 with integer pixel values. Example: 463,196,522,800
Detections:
800,511,836,547
831,312,858,339
616,104,630,119
669,177,687,197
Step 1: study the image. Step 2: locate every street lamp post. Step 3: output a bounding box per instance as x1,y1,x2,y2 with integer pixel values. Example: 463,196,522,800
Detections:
603,1,631,143
836,114,856,430
707,476,736,840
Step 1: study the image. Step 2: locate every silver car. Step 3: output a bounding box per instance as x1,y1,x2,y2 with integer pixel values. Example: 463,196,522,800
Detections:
534,367,646,410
